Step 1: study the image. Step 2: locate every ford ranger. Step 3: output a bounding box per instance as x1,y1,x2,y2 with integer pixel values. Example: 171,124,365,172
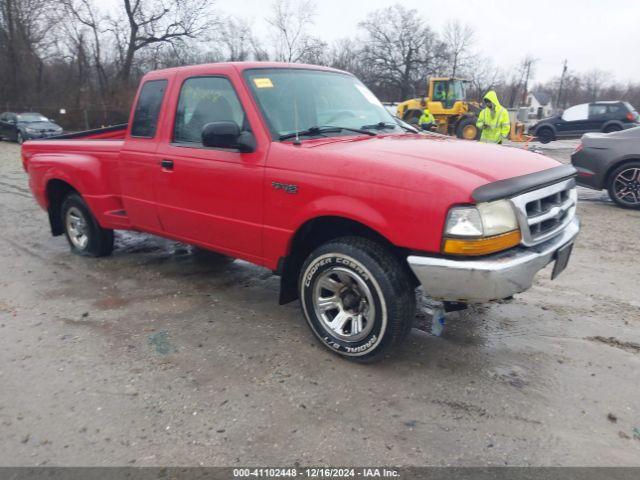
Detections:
22,62,580,362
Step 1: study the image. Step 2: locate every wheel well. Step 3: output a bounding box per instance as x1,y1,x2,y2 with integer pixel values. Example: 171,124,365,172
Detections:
46,179,78,236
277,216,416,304
605,158,640,189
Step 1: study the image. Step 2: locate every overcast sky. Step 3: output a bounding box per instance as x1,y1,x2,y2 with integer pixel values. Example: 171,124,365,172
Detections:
107,0,640,84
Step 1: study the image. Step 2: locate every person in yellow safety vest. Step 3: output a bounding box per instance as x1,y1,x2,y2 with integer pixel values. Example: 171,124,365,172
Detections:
476,90,510,144
419,108,436,131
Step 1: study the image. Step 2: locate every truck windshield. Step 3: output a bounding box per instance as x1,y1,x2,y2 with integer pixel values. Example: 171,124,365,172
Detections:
244,68,401,140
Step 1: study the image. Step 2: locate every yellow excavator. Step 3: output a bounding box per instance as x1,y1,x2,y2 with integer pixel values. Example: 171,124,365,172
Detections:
396,77,481,140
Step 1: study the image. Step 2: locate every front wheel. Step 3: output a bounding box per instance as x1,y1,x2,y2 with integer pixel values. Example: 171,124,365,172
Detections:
536,127,554,144
61,193,114,256
607,161,640,209
456,117,480,140
17,131,24,144
299,237,415,362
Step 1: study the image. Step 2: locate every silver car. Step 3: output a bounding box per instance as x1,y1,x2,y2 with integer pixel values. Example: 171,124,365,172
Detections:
571,126,640,209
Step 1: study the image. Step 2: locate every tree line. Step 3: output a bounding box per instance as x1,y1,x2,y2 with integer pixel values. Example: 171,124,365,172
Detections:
2,0,639,129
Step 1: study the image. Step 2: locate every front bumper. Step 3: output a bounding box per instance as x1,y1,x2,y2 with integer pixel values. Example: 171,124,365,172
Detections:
407,217,580,303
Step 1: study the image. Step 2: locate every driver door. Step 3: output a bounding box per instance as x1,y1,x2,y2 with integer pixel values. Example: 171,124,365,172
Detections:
154,75,265,261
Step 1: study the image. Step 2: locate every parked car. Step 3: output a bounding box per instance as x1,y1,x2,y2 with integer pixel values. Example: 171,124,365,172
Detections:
21,62,580,362
0,112,63,143
571,126,640,209
529,101,639,143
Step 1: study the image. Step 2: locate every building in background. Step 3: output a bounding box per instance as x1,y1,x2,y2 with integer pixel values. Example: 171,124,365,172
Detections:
526,91,554,119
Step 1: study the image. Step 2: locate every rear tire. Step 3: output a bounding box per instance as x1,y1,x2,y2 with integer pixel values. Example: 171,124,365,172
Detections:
299,237,415,363
604,124,622,134
61,193,114,257
607,161,640,209
536,127,554,144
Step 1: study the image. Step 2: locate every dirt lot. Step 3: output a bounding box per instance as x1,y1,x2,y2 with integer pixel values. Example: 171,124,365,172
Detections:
0,139,639,466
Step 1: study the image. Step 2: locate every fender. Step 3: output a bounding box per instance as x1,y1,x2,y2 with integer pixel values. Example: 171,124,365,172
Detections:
28,152,124,229
287,194,391,251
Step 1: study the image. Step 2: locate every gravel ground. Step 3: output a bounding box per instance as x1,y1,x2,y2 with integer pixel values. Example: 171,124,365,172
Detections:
0,139,639,466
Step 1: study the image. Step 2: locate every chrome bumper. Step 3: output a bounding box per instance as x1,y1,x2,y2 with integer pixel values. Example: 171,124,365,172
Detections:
407,217,580,303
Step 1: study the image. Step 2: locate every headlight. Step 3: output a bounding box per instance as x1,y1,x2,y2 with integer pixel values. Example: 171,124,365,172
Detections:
443,199,520,256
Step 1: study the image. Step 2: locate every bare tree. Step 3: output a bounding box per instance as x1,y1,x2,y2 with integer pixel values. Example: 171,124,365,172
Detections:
359,4,446,101
442,20,474,78
266,0,324,63
583,69,608,101
466,55,503,101
60,0,111,106
109,0,216,84
218,16,253,61
0,0,59,102
507,54,537,107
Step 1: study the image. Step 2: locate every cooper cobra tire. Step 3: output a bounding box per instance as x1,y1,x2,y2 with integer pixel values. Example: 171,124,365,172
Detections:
61,193,114,257
299,237,415,363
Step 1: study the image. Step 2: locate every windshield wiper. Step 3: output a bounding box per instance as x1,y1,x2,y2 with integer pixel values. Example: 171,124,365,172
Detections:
279,125,376,141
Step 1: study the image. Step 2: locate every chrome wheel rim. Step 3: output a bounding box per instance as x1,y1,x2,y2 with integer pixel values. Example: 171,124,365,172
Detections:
66,206,89,249
614,167,640,205
312,266,376,342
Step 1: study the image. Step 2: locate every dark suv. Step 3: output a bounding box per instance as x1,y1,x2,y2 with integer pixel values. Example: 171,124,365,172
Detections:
529,101,639,143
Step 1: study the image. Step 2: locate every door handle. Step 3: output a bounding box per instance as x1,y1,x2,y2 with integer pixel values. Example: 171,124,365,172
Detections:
160,159,174,169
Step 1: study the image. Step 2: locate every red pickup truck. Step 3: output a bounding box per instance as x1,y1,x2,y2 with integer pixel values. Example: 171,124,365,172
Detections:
22,62,580,362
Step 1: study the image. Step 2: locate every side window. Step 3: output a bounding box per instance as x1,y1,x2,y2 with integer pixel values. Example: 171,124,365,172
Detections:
131,80,167,138
588,104,607,118
562,104,588,121
607,104,623,115
173,76,247,145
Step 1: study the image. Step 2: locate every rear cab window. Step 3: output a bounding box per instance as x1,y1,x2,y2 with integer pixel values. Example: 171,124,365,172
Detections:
130,80,168,138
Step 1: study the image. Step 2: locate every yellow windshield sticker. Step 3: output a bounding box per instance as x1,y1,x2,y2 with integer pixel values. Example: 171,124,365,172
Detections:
253,78,274,88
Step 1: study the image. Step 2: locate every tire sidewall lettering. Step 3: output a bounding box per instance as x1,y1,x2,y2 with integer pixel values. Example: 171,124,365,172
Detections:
301,252,387,357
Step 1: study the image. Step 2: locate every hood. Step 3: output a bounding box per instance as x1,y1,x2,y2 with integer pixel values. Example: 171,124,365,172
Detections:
301,134,560,201
19,121,60,131
483,90,502,109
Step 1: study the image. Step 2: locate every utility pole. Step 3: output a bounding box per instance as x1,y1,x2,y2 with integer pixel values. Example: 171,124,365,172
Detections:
556,59,568,110
521,58,534,106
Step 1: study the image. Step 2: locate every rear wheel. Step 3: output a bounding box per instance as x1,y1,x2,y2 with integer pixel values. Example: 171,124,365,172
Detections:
456,117,479,140
604,124,622,134
61,193,114,256
536,127,554,144
299,237,415,362
607,161,640,209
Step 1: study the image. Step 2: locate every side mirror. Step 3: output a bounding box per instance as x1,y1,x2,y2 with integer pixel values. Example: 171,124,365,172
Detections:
202,121,255,153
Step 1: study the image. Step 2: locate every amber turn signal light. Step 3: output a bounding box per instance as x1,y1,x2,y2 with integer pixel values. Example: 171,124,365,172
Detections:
442,230,522,256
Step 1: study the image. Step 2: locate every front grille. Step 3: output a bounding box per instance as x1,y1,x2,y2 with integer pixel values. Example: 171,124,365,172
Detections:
510,178,577,246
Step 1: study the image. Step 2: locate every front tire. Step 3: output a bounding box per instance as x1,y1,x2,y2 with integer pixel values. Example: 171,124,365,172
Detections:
536,127,554,144
17,131,24,144
456,117,480,140
299,237,415,362
61,193,114,256
607,161,640,209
